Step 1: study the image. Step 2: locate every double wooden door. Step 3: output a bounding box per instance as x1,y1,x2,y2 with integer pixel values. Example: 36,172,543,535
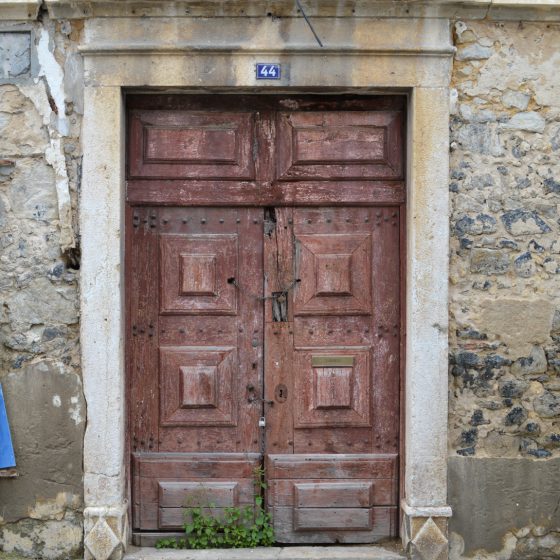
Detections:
127,95,404,544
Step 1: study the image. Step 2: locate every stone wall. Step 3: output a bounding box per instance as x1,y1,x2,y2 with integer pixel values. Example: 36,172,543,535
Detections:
0,7,560,560
0,15,85,560
448,20,560,559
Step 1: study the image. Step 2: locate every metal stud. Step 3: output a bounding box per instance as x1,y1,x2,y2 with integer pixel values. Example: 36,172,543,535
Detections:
179,328,185,334
326,218,332,223
182,219,188,224
162,218,168,224
236,218,241,224
219,218,224,224
201,218,207,224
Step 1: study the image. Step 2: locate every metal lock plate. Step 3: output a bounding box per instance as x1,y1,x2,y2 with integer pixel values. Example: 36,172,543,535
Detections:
275,384,288,403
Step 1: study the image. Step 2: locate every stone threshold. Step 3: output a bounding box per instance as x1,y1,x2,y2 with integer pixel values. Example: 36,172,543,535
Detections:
124,545,406,560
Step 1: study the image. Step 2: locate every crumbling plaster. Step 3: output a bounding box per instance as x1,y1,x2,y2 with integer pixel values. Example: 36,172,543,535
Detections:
0,14,84,560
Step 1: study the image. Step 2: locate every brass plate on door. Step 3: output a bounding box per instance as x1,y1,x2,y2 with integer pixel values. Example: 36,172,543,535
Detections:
311,356,354,368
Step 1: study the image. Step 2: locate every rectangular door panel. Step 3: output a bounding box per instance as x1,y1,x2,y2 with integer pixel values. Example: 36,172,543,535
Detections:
272,508,398,544
132,453,260,531
267,455,398,543
276,111,403,181
129,110,255,180
270,479,397,507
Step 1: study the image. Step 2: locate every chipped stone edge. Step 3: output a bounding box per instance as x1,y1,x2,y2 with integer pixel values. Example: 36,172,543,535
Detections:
401,500,453,518
84,504,129,560
0,0,40,20
39,0,560,21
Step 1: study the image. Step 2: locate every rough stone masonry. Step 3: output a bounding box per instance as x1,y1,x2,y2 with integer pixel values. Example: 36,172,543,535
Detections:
449,19,560,559
0,6,559,560
0,15,85,560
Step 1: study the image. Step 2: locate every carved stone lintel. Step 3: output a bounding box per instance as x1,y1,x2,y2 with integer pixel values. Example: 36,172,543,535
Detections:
84,505,128,560
401,501,452,560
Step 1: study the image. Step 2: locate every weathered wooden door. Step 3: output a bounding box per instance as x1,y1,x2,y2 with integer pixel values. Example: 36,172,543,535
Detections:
127,95,404,544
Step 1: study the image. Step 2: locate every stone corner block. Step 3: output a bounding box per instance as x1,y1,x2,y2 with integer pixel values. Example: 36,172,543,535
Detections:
401,502,452,560
84,505,129,560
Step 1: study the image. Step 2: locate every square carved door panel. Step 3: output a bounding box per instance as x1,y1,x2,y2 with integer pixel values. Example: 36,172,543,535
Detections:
159,346,237,427
294,233,372,316
294,348,372,428
160,234,238,315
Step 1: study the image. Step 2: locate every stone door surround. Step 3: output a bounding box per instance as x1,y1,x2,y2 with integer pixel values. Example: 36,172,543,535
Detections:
79,14,452,560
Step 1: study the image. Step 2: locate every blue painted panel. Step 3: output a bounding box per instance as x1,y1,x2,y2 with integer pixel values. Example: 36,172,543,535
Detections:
0,383,16,469
256,63,281,80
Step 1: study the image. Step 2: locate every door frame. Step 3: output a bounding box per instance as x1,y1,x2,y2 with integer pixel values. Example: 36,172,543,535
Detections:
79,15,452,560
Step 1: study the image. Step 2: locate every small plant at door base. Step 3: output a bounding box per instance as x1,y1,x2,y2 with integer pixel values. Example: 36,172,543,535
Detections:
155,466,274,549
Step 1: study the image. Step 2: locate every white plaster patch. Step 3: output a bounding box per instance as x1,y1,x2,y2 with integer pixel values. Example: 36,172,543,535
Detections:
37,28,69,135
52,394,61,407
18,80,52,126
45,137,75,250
19,73,75,250
69,394,83,425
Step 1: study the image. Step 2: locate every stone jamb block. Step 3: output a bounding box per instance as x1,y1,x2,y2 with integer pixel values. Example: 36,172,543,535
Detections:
84,505,129,560
401,501,452,560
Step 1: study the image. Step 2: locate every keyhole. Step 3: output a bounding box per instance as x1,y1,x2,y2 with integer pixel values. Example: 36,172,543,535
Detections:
275,383,288,402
